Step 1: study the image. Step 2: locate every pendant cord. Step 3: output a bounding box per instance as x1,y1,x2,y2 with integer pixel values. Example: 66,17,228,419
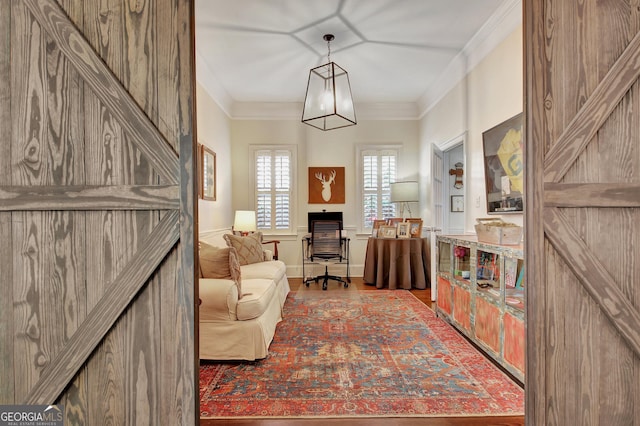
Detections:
327,38,331,63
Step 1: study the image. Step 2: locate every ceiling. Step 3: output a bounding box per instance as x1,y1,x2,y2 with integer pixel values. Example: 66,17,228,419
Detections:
195,0,520,117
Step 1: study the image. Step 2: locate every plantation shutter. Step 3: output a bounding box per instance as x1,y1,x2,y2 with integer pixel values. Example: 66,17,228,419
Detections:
255,148,292,232
362,149,397,228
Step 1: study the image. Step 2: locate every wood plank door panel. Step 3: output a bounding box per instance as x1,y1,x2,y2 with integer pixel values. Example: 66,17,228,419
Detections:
526,1,640,424
0,0,197,423
0,0,13,406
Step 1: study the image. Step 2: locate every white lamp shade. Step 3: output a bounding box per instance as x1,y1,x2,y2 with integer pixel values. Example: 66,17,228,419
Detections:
390,181,419,202
233,210,256,232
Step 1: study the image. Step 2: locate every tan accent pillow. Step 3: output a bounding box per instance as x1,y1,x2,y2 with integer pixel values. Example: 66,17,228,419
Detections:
199,242,232,279
199,242,243,299
223,232,264,265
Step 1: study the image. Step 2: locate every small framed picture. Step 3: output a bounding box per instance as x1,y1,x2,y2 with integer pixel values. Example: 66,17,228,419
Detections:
397,222,410,238
379,225,397,239
199,144,216,201
372,219,387,237
451,195,464,212
406,218,423,238
387,217,403,226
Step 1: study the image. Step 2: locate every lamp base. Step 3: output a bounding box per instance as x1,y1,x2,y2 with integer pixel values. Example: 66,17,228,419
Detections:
399,202,413,219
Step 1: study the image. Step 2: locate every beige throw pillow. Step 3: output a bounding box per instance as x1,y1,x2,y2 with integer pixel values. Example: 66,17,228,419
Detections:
223,232,264,265
199,242,243,298
199,242,231,279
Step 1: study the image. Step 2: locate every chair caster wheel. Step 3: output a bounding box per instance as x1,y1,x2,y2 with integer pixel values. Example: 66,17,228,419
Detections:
344,283,349,288
322,282,328,290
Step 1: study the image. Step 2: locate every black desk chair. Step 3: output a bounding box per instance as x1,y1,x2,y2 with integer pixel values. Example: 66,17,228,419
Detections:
305,220,348,290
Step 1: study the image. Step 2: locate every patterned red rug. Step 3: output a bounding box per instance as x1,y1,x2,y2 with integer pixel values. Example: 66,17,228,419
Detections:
199,290,524,418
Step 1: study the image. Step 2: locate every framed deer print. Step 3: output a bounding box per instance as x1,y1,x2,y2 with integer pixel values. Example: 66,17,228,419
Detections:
308,167,345,204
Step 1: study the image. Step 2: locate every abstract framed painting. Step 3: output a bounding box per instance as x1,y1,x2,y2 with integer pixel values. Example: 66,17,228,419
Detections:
482,113,524,214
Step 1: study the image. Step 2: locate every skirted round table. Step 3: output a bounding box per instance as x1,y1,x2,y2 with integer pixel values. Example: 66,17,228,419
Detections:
363,237,430,289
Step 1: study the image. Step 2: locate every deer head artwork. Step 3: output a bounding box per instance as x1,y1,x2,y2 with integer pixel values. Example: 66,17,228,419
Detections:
315,170,336,202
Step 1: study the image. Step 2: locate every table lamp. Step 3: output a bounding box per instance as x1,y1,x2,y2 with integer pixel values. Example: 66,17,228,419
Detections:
390,181,418,218
233,210,256,236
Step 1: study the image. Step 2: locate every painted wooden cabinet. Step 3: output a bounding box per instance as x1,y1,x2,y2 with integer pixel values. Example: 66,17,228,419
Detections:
435,235,525,383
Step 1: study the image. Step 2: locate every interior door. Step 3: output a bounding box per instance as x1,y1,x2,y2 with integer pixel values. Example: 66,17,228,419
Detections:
526,1,640,424
0,1,198,423
430,146,444,301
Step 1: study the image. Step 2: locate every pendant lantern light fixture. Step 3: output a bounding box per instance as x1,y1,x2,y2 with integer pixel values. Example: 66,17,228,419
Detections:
302,34,357,131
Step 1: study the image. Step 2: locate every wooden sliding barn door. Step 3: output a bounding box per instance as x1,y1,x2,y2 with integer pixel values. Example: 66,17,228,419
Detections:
526,0,640,424
0,0,198,424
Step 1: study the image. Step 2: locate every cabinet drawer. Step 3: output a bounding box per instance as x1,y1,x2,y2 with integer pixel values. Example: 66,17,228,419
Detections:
436,276,452,316
503,312,525,376
474,297,501,355
453,285,472,334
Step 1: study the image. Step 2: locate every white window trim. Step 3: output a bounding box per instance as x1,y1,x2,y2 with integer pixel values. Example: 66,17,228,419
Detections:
356,144,402,234
249,144,298,236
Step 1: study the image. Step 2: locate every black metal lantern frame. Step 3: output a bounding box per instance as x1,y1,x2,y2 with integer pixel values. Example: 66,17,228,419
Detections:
302,34,356,131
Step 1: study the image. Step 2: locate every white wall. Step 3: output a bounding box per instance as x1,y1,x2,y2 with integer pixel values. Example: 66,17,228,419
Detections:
420,25,523,234
230,118,419,277
196,83,233,233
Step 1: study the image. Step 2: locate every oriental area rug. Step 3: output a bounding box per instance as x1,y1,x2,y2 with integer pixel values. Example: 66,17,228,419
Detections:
199,290,524,418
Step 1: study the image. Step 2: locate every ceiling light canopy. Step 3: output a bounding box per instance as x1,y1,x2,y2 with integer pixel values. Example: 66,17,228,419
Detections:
302,34,357,131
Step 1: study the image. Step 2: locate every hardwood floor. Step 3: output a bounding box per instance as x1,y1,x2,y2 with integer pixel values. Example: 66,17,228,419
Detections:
200,277,525,426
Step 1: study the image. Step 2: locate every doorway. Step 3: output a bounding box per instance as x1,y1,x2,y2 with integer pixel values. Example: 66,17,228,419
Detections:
429,133,466,301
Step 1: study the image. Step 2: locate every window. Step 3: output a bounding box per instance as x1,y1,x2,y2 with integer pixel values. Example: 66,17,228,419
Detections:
358,146,399,230
251,146,296,233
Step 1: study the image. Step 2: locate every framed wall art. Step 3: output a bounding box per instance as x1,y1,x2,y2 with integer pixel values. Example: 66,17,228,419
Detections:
308,167,345,204
482,113,524,214
451,195,464,212
199,144,216,201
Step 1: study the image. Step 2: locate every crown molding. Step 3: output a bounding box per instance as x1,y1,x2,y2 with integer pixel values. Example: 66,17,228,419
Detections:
229,101,419,121
465,0,522,73
418,0,522,117
356,103,419,120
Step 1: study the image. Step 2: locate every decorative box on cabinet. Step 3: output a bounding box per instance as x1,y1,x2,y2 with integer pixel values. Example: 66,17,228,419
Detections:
435,234,525,383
